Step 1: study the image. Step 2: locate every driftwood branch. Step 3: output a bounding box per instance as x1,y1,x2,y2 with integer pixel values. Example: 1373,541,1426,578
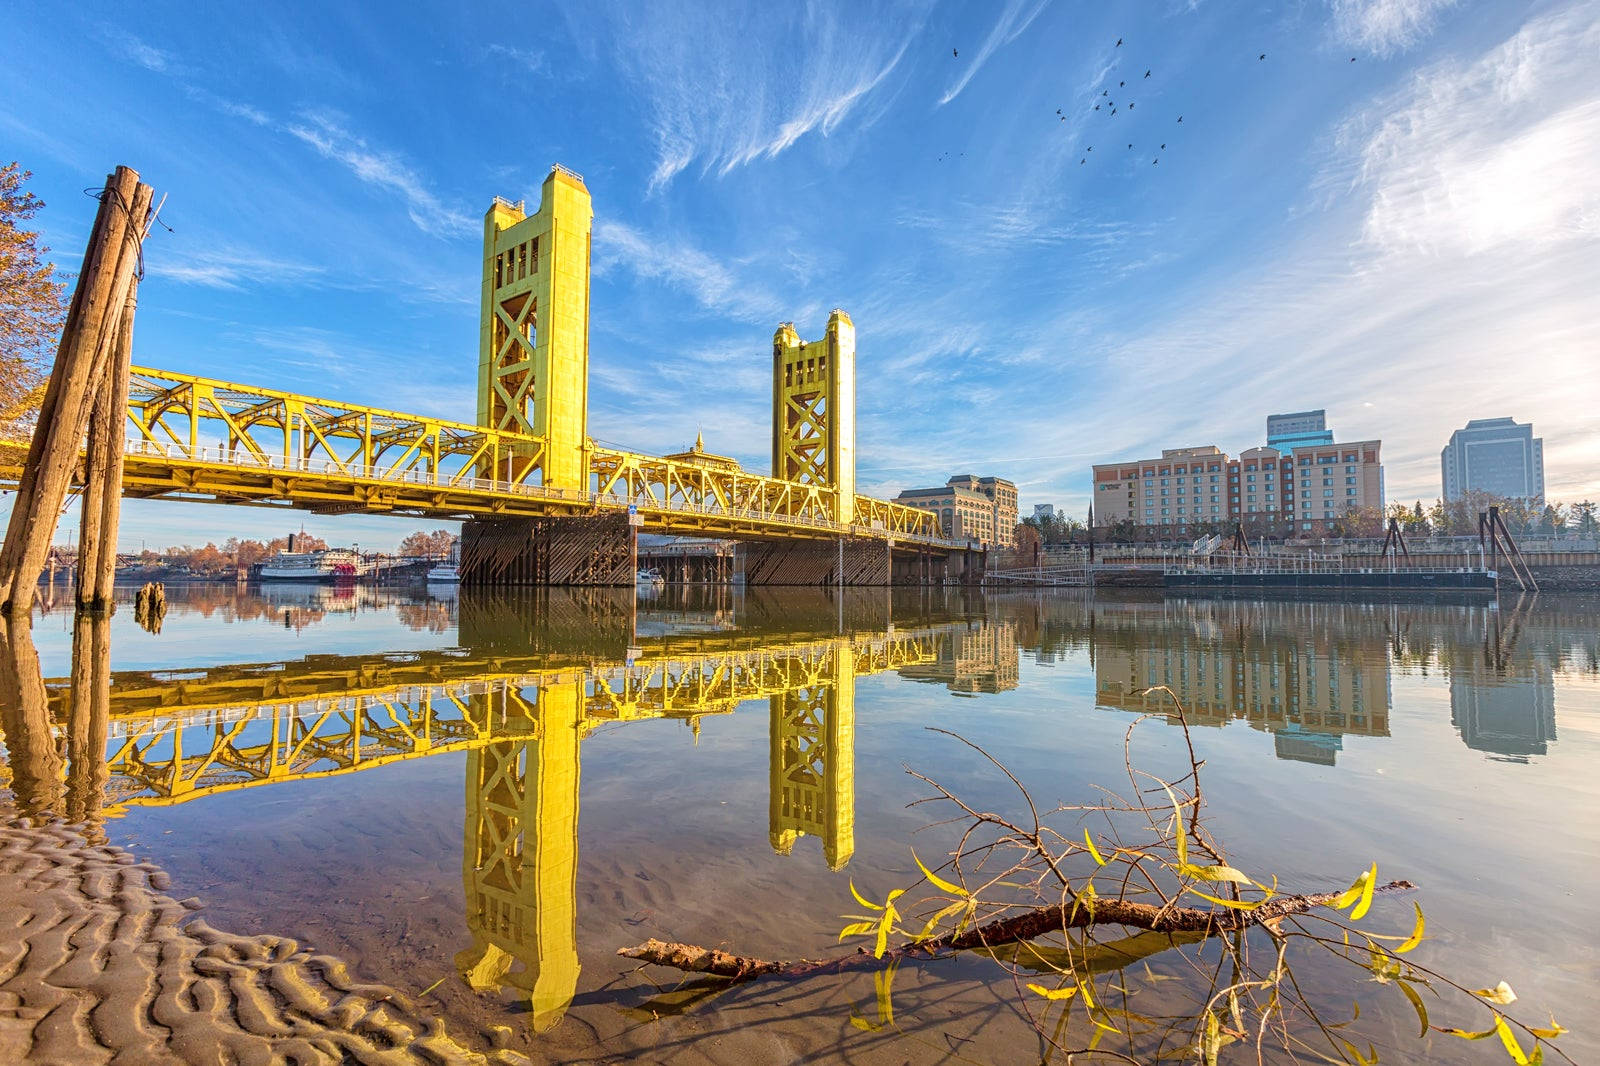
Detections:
618,880,1416,983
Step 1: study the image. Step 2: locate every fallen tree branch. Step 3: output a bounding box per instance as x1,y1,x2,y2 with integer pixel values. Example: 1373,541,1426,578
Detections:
618,880,1416,984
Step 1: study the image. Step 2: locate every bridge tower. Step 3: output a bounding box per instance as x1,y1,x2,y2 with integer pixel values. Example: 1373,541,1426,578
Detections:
769,643,855,870
478,166,593,489
772,311,856,524
455,680,582,1032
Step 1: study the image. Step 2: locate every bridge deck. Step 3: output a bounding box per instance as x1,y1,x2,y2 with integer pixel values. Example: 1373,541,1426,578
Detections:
106,366,962,549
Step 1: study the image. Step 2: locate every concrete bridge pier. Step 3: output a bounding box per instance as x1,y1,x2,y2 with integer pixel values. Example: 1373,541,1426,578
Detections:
460,513,637,587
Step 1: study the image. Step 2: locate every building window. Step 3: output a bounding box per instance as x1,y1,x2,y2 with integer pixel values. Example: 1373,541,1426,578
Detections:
1347,488,1357,495
1346,477,1356,484
1323,489,1334,497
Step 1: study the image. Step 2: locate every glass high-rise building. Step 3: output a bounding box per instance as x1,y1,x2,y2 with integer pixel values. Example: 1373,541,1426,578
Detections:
1266,410,1335,450
1440,418,1544,502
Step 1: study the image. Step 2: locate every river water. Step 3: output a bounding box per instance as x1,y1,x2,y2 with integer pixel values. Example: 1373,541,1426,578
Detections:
2,584,1596,1064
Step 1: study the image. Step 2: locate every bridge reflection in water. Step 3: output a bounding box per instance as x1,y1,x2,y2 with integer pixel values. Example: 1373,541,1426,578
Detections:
15,589,998,1032
4,589,1579,1036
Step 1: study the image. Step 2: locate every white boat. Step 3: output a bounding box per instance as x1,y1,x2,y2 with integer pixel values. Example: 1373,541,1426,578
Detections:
426,563,460,583
258,548,367,582
636,568,665,588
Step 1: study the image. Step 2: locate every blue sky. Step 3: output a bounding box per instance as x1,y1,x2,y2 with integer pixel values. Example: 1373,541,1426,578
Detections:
3,0,1597,551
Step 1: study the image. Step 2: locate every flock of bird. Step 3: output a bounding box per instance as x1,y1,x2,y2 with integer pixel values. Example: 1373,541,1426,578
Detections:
942,37,1361,171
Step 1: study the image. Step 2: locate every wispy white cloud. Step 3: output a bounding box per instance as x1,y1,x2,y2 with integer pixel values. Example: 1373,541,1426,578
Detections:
485,44,546,75
1345,8,1600,257
147,247,323,290
593,219,784,321
585,2,922,191
939,0,1051,106
1330,0,1457,58
182,86,270,126
283,112,476,238
105,29,174,72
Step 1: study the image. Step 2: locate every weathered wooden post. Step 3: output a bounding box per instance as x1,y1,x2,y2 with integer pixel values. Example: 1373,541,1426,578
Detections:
76,287,140,611
0,166,153,615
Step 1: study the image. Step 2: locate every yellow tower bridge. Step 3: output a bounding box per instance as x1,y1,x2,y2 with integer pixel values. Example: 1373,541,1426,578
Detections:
92,165,981,585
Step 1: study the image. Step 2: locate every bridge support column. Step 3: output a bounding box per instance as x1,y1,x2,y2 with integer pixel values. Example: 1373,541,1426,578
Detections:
739,537,890,586
460,513,636,586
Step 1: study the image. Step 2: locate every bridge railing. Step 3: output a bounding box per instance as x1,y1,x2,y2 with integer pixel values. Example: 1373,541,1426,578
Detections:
124,437,963,547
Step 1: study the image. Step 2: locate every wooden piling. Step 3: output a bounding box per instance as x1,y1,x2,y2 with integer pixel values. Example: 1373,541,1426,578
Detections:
0,166,152,615
77,280,141,611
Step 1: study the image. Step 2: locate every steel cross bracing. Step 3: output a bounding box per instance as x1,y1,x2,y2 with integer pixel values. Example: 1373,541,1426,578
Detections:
116,366,950,545
44,628,951,811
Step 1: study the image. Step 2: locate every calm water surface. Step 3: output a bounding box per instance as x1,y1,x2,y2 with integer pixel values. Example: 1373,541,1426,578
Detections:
3,583,1597,1064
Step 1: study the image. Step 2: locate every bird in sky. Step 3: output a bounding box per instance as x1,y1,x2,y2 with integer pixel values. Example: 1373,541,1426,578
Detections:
1056,108,1062,115
953,48,958,58
1087,145,1093,151
1094,104,1100,110
1127,143,1133,149
1259,53,1267,60
1160,143,1166,149
1080,158,1086,164
1152,158,1159,165
1111,108,1118,115
1129,102,1135,109
1177,115,1183,122
1119,80,1125,87
1102,89,1108,96
1144,70,1151,78
1116,38,1122,46
1350,56,1357,62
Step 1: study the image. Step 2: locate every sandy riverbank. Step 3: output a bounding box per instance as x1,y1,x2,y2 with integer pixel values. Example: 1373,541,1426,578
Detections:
0,813,531,1065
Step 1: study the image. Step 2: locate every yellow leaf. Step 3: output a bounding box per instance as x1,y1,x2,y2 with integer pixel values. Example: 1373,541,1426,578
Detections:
1160,783,1188,867
1184,886,1265,911
1180,862,1255,885
1398,980,1429,1039
1395,904,1426,953
850,879,882,912
1203,1010,1222,1066
849,1015,879,1032
874,907,896,959
1439,1025,1499,1040
1333,865,1373,911
912,849,967,897
1495,1017,1531,1065
1527,1016,1568,1040
1351,863,1379,921
1027,982,1081,1001
1472,981,1518,1005
838,921,876,941
1083,829,1106,866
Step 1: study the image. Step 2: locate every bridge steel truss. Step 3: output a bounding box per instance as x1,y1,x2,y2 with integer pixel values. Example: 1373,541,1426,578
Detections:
48,629,947,811
117,366,948,545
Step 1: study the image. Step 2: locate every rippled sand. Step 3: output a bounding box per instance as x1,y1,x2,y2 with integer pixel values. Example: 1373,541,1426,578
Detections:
0,815,531,1065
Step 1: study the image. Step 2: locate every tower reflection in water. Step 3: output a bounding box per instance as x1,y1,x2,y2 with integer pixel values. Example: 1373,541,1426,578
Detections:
19,589,967,1031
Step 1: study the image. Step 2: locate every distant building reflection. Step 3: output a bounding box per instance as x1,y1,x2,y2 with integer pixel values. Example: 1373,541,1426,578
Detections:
898,620,1020,694
1449,666,1557,760
1092,607,1391,765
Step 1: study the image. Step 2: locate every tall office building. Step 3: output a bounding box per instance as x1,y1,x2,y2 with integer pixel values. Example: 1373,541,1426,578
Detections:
1440,418,1544,502
1266,410,1334,450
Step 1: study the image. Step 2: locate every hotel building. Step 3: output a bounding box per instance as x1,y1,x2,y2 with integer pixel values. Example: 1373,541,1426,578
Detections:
1091,414,1383,536
895,475,1018,548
